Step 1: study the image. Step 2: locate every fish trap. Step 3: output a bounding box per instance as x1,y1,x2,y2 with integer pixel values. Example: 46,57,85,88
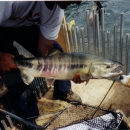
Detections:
36,102,123,130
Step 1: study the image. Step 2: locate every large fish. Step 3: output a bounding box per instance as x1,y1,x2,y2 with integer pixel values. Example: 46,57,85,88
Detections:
14,51,122,85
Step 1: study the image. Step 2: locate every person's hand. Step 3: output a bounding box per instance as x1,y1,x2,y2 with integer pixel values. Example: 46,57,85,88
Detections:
72,73,90,84
0,52,16,72
72,73,82,84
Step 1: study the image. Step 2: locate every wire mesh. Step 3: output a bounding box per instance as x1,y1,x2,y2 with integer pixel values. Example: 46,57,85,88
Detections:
35,103,123,130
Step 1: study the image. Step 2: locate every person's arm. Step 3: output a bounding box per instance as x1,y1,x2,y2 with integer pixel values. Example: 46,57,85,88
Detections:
0,52,16,72
37,32,55,57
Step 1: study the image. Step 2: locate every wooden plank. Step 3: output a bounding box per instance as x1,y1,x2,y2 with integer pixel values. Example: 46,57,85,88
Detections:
56,17,68,52
71,79,113,106
100,81,130,127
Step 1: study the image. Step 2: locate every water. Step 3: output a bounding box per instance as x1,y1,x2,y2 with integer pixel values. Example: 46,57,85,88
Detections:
64,0,130,73
65,0,130,31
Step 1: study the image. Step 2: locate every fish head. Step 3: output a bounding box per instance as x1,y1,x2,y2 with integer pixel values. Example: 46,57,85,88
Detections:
89,57,122,78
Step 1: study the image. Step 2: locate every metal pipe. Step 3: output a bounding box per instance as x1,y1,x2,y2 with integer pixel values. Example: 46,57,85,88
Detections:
33,91,38,102
95,13,100,56
81,28,86,53
101,8,105,58
0,109,42,129
114,24,117,61
93,9,96,54
1,120,8,130
6,115,14,128
36,86,42,99
67,23,73,52
43,78,49,92
72,26,78,52
75,26,81,52
61,24,68,52
119,13,124,63
33,79,37,90
107,31,111,59
86,10,90,54
124,34,129,75
36,78,39,85
40,82,45,96
36,77,40,86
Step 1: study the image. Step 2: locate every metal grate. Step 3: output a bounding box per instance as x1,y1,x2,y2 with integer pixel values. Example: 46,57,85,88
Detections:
13,41,49,100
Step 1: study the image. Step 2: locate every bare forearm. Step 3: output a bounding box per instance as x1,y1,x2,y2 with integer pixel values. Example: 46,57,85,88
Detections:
38,32,55,57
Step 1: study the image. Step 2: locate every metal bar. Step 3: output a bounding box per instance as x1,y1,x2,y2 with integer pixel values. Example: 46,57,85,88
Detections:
33,91,38,102
37,78,41,85
101,8,105,58
67,23,73,52
40,82,45,96
86,10,90,54
61,24,69,52
36,86,42,99
6,115,14,128
95,13,100,56
75,26,81,52
1,120,8,130
107,31,110,59
81,28,86,53
114,24,117,61
119,13,124,63
124,34,129,75
0,109,42,129
37,78,43,95
43,79,48,91
93,9,96,54
35,78,40,88
33,79,37,90
72,26,78,52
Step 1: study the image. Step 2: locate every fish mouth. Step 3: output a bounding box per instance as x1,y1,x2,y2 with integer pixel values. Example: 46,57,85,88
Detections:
102,64,123,78
102,70,123,78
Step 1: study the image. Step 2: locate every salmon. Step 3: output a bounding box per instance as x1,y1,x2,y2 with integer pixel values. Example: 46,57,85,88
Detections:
15,51,122,85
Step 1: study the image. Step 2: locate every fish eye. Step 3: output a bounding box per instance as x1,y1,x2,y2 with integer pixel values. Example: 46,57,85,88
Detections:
106,65,111,68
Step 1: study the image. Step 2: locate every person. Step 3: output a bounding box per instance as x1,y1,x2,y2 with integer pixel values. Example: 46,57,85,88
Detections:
0,1,82,121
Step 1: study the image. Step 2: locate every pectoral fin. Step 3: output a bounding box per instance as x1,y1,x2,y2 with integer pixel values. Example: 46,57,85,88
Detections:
20,70,34,85
80,74,91,81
